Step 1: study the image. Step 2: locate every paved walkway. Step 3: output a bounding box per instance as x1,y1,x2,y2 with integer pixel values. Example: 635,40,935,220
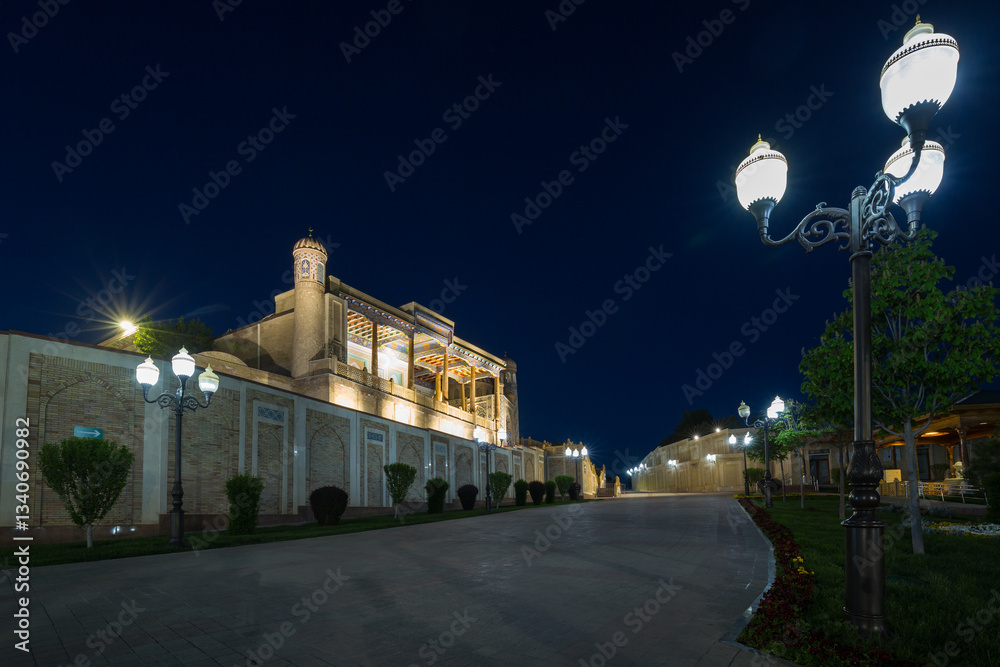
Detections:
2,494,794,667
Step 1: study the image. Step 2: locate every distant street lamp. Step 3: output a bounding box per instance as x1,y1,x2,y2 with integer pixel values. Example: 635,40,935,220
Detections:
729,432,752,496
136,349,218,548
564,445,588,498
734,19,958,636
738,398,785,508
475,426,495,512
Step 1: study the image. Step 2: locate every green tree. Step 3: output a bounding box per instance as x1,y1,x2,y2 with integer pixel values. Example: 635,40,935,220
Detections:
383,462,417,519
488,471,513,507
38,437,134,548
806,230,999,553
966,433,1000,522
133,316,214,357
224,473,264,535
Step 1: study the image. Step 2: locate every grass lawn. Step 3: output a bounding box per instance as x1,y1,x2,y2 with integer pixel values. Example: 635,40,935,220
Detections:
0,499,587,569
746,496,1000,666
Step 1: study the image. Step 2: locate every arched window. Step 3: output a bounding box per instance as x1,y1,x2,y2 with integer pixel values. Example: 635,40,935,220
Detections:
317,263,324,281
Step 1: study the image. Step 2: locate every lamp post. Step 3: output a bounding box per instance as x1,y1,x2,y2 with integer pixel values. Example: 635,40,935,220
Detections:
729,432,752,496
475,426,495,512
135,349,219,548
738,398,785,508
564,445,588,499
734,20,958,637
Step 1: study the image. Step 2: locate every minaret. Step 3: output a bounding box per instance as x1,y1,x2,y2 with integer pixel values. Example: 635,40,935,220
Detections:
291,231,328,378
502,356,519,447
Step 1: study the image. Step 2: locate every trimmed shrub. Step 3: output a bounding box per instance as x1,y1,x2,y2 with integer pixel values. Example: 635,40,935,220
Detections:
309,485,349,526
555,475,574,499
225,473,265,535
489,472,513,507
426,477,450,514
545,480,556,504
528,481,546,505
514,479,530,506
569,482,582,501
457,484,478,511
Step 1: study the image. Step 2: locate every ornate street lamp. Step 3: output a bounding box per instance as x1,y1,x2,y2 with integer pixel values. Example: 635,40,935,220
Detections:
136,349,219,548
729,432,752,496
734,19,958,636
475,426,496,512
739,398,785,508
564,445,588,498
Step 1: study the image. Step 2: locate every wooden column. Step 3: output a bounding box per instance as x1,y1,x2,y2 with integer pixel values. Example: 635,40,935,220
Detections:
469,367,477,415
407,333,415,389
494,374,502,429
441,348,449,403
460,381,467,412
434,372,441,401
370,322,379,377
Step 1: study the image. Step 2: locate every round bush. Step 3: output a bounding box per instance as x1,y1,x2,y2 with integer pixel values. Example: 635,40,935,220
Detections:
544,480,556,504
457,484,478,511
513,479,530,506
528,481,546,505
309,485,349,526
569,482,582,501
426,477,450,514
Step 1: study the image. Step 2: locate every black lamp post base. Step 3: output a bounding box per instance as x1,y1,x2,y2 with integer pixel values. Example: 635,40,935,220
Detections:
168,509,190,549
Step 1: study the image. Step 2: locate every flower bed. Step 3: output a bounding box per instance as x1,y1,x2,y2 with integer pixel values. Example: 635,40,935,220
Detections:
736,498,924,666
923,521,1000,538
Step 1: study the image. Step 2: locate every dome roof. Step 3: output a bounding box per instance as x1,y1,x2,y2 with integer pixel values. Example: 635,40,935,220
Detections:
293,232,327,255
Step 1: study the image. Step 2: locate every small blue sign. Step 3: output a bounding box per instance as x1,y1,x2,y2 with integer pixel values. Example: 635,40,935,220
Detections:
74,427,103,439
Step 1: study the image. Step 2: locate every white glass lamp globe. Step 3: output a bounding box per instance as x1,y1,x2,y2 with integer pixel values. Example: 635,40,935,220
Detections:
474,426,486,443
767,395,785,419
880,21,959,126
581,446,588,457
565,446,572,457
171,347,196,380
198,365,220,395
498,427,508,442
136,357,160,387
738,400,750,421
729,435,737,446
884,138,945,202
736,138,787,210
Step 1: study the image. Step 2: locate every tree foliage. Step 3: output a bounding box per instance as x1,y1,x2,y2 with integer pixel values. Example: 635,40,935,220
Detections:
133,316,214,357
38,437,134,548
383,462,417,519
800,229,1000,552
488,471,513,506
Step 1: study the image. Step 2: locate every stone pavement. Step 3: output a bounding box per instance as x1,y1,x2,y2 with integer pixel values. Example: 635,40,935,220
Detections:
2,494,797,666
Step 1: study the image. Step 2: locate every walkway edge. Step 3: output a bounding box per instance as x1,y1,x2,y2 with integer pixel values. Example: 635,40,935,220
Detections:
717,497,793,664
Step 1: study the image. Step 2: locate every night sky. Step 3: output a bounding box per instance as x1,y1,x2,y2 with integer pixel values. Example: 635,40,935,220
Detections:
3,0,999,472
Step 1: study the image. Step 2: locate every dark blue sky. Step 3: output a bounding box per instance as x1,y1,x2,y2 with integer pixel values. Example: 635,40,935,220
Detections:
3,0,998,471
